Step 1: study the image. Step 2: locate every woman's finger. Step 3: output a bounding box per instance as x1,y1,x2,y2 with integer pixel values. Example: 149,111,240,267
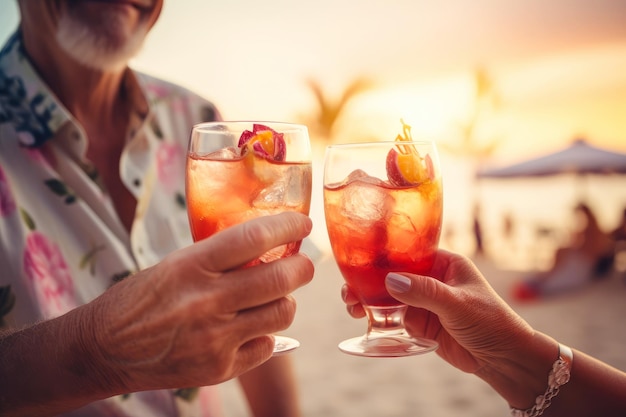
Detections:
341,284,360,306
341,284,366,318
384,250,495,317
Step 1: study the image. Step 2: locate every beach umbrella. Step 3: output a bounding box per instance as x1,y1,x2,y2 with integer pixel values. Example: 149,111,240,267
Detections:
477,138,626,178
477,138,626,205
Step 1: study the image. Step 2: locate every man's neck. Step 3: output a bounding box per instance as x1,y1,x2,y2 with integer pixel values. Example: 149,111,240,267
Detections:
21,26,131,141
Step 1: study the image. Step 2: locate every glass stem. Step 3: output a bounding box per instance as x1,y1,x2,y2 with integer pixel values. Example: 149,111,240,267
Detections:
365,305,408,337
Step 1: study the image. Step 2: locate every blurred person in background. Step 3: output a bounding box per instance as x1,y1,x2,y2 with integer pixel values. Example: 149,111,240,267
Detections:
512,202,615,301
0,1,308,416
610,206,626,278
472,202,485,258
610,206,626,243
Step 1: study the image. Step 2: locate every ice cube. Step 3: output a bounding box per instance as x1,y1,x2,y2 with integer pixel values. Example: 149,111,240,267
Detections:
253,165,311,210
206,146,240,160
337,169,369,187
333,171,393,267
340,170,394,224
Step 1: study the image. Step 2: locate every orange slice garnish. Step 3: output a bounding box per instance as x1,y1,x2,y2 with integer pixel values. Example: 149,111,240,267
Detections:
238,124,286,161
386,120,429,186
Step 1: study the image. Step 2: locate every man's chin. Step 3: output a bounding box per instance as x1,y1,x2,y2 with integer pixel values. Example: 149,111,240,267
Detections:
56,13,147,72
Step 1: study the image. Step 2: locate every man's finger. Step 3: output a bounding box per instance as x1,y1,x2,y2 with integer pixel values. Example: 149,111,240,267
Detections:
216,253,314,313
192,212,313,272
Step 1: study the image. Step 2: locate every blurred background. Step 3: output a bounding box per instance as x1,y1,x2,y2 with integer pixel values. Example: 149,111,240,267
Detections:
2,1,626,416
2,0,625,267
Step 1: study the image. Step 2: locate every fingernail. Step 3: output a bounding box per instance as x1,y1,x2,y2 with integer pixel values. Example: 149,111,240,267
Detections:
386,273,411,293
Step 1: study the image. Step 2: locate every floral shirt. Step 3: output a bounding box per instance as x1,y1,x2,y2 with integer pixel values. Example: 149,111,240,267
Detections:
0,31,223,417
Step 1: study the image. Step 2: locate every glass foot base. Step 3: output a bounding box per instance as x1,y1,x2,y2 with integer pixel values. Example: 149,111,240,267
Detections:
338,334,438,357
272,335,300,356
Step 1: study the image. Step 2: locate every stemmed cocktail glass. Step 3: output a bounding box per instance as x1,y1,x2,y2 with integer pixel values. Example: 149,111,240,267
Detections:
185,121,312,355
323,124,443,357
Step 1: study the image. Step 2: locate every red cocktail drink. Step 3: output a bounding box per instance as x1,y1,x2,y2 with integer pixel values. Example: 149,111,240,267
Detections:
324,173,442,307
187,154,311,264
323,122,443,357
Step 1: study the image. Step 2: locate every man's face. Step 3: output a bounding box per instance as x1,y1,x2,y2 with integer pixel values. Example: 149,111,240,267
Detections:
20,0,164,71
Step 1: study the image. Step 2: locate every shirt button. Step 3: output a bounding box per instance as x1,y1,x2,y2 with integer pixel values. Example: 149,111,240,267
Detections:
133,179,141,187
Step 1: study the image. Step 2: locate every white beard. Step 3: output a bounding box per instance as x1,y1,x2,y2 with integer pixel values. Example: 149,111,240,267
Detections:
55,8,149,72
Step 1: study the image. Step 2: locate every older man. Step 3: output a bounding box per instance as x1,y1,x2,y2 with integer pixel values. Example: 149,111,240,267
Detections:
0,1,309,416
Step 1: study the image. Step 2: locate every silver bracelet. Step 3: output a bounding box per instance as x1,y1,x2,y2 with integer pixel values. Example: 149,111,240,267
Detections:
510,343,573,417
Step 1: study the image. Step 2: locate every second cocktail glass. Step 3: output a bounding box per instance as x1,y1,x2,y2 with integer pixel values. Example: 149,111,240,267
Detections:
185,121,312,354
323,126,443,357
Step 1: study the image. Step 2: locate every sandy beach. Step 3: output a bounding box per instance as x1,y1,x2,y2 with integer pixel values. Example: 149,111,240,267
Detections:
217,251,626,417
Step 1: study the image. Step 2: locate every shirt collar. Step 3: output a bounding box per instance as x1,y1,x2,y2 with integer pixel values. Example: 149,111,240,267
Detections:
0,30,150,148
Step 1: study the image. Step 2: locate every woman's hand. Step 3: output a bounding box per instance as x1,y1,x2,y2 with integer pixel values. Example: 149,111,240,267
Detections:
341,249,559,409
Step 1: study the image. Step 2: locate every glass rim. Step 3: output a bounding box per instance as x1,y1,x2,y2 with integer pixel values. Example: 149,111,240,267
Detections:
192,120,308,134
325,140,436,149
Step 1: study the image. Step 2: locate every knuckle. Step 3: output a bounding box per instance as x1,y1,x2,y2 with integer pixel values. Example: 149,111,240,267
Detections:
264,263,293,296
421,276,441,299
277,254,314,289
241,220,273,249
201,337,236,379
272,296,297,329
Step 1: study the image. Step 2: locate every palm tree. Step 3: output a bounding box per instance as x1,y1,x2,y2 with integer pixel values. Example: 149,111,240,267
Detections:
439,66,504,258
439,66,502,162
302,77,372,143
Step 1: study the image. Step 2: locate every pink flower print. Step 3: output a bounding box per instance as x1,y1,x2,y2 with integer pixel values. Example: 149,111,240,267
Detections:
0,166,16,217
23,231,76,319
24,145,56,169
170,96,187,113
146,83,172,100
199,386,223,416
156,142,185,193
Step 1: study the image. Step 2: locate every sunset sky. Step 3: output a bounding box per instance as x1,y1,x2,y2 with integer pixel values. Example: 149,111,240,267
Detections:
2,0,625,163
143,0,626,164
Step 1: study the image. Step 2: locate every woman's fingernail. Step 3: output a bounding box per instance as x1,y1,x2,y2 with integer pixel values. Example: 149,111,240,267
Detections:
386,273,411,293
